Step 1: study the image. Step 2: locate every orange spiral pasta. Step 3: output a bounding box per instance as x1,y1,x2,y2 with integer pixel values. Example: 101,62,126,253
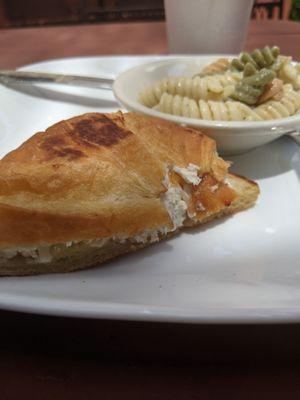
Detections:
250,84,300,120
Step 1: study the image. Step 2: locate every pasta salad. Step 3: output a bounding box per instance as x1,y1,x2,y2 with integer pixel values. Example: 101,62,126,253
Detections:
138,46,300,121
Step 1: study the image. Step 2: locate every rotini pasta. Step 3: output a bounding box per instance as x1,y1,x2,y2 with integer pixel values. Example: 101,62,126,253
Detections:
258,78,284,104
230,69,276,105
154,92,261,121
278,60,300,89
249,84,300,120
231,46,280,75
196,58,230,76
138,71,242,107
138,45,300,121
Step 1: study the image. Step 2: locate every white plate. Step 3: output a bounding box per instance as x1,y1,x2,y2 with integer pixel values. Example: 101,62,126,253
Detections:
0,56,300,323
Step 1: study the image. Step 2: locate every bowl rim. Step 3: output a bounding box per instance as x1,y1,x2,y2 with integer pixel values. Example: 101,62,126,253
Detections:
113,56,300,132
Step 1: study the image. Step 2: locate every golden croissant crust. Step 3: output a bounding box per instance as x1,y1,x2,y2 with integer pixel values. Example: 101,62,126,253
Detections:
0,112,256,248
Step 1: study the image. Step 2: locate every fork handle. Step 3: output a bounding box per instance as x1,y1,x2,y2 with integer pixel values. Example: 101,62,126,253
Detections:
0,70,114,90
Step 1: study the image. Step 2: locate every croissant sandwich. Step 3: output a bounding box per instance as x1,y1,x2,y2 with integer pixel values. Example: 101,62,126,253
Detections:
0,112,259,276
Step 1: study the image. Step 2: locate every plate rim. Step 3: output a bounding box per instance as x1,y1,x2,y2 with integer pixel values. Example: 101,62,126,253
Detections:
1,291,300,323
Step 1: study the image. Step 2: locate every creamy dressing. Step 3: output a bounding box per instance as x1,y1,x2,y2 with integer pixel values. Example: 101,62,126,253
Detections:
0,228,169,264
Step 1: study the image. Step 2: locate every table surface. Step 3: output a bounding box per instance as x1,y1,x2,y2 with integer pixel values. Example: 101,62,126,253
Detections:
0,19,300,69
1,19,300,399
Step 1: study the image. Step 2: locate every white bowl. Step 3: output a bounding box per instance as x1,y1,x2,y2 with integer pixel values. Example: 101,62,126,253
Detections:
113,56,300,155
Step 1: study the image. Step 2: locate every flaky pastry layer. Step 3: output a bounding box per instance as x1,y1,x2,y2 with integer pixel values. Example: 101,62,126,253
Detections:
0,112,237,247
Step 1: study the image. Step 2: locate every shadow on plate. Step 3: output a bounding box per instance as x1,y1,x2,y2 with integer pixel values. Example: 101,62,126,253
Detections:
18,238,176,281
0,80,118,108
88,238,175,276
25,216,235,279
183,212,237,237
77,215,240,277
228,136,300,181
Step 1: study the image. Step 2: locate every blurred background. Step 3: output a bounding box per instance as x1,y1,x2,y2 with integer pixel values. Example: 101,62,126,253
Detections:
0,0,298,28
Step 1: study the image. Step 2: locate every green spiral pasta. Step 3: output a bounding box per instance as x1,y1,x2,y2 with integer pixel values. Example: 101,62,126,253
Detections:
138,71,242,107
231,46,280,76
153,92,261,121
230,69,276,105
